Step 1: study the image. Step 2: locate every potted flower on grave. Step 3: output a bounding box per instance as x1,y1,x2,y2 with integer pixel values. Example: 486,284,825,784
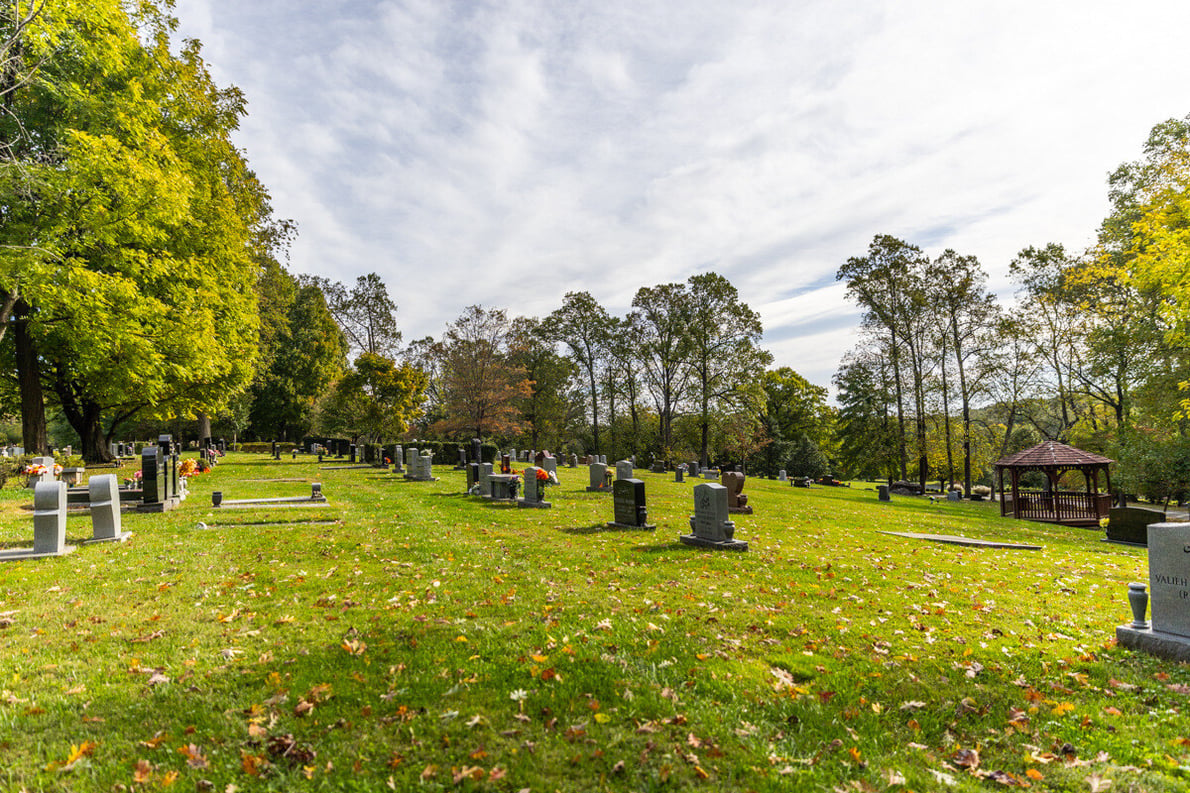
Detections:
535,468,550,501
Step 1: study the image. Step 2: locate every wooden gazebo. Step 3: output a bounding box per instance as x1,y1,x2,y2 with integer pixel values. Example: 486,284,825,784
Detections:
995,441,1113,527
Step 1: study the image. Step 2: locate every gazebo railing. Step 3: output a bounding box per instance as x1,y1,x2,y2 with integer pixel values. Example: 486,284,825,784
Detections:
1002,490,1111,523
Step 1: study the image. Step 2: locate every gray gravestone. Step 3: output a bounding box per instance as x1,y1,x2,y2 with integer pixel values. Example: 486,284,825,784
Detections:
569,453,577,468
471,438,482,464
778,469,787,482
586,462,609,492
675,465,685,483
681,482,747,550
1118,523,1190,661
517,466,551,508
404,447,417,475
33,481,69,555
542,456,557,477
86,474,128,543
615,460,633,481
392,444,404,473
609,478,654,529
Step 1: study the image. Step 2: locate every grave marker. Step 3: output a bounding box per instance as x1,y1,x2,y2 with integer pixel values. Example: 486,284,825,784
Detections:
721,471,753,514
680,482,747,551
608,478,654,530
517,466,551,508
85,474,130,544
1118,523,1190,661
586,462,610,492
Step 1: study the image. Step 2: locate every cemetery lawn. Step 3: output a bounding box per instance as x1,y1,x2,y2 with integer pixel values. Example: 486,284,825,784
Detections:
0,457,1185,792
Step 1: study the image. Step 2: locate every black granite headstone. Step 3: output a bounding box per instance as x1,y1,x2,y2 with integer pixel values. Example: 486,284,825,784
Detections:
611,478,653,529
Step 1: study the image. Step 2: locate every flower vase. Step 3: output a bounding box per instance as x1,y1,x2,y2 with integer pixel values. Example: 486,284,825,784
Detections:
1128,582,1149,629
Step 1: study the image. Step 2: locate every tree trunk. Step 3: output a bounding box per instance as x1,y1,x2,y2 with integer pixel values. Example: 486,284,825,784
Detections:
588,364,600,456
13,303,48,455
54,388,111,464
197,412,212,442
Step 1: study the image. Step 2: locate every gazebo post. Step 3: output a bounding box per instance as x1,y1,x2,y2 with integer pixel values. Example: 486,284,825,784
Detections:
1011,468,1020,519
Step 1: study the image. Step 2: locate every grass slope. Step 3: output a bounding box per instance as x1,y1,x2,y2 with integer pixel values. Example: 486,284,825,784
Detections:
0,455,1184,792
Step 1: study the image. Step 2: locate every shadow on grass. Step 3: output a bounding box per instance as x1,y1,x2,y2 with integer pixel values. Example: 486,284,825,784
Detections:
630,541,686,553
560,523,655,535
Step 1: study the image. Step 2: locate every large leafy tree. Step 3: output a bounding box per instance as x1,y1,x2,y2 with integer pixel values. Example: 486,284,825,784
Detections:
508,318,578,452
316,352,426,442
435,305,530,439
0,1,274,460
546,291,610,455
248,270,347,440
305,273,403,361
630,282,693,456
685,272,771,467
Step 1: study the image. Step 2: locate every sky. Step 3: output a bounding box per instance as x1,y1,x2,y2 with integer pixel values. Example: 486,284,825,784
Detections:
173,0,1190,391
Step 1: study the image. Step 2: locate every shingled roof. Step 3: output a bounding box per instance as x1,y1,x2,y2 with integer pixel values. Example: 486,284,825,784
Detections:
994,440,1113,468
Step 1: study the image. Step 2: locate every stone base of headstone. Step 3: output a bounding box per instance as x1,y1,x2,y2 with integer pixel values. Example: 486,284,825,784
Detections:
0,544,77,561
678,533,748,551
517,498,552,509
403,474,439,482
1116,624,1190,663
136,499,177,513
607,521,656,531
728,505,753,514
585,484,611,492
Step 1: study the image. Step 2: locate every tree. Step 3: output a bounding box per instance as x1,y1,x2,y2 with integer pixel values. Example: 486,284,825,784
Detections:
435,305,530,439
248,274,347,440
0,5,274,461
306,273,403,361
316,353,426,441
630,282,693,456
685,272,772,467
833,345,901,481
758,367,833,476
546,292,610,454
838,235,934,487
926,250,1000,495
508,318,578,451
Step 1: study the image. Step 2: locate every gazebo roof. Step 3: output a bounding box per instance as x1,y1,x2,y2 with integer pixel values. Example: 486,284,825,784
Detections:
995,441,1113,469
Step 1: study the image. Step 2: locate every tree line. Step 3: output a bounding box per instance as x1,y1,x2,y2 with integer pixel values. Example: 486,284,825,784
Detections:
834,114,1190,500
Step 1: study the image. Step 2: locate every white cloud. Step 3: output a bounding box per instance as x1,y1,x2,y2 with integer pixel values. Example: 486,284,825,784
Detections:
173,0,1190,390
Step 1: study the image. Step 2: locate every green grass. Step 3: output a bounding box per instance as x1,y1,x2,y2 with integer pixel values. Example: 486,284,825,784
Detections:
0,455,1184,791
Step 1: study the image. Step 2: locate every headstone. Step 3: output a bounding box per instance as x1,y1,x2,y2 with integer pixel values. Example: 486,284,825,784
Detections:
86,474,129,543
456,447,467,469
609,478,654,529
1117,523,1190,661
349,444,357,463
615,460,633,481
946,490,961,502
33,481,71,555
535,450,545,467
586,462,610,492
675,465,685,483
168,452,180,503
541,455,557,477
721,471,752,514
517,466,551,508
690,461,700,476
1106,507,1166,545
650,459,666,474
467,462,480,493
481,462,494,493
271,441,279,460
878,485,890,502
392,444,404,473
418,451,435,481
140,445,166,511
778,470,787,482
405,447,416,473
471,438,482,464
681,482,747,550
501,453,511,474
599,455,607,465
569,453,577,468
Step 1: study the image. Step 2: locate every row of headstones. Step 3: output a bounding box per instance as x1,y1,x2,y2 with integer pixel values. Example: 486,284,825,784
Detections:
10,475,130,560
141,435,186,512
